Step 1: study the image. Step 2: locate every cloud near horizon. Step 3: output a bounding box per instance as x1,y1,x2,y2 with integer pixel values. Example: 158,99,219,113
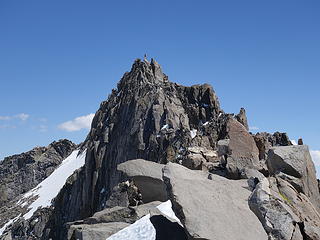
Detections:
58,113,94,132
0,113,29,121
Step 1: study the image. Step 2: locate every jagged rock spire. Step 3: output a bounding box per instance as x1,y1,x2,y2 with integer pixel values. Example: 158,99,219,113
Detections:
118,58,167,92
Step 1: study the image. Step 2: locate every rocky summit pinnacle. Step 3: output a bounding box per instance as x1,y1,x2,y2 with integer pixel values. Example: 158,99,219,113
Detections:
118,58,168,91
1,58,320,240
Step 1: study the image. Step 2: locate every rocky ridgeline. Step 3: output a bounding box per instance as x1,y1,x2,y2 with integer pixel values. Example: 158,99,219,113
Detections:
1,58,319,240
0,139,76,235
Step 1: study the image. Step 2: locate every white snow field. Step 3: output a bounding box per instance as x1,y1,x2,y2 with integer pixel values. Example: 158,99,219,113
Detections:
107,200,181,240
21,149,86,219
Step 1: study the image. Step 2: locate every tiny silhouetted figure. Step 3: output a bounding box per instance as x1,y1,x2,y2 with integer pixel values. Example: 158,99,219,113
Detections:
298,138,304,145
144,54,147,61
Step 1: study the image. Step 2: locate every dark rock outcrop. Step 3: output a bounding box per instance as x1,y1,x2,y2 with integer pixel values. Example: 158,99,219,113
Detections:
253,132,292,160
235,107,249,131
105,181,142,208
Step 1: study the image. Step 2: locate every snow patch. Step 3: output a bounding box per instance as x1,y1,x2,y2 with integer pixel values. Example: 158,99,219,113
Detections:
291,140,297,145
161,124,169,130
0,214,21,236
21,150,86,219
107,200,181,240
157,200,181,224
106,214,156,240
202,121,209,126
190,129,197,139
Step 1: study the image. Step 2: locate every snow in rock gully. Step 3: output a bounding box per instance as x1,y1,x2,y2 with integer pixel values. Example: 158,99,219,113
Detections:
107,200,180,240
0,150,86,235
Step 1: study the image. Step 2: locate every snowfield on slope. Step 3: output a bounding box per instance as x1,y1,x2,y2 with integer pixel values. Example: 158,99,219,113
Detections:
19,149,86,219
107,200,181,240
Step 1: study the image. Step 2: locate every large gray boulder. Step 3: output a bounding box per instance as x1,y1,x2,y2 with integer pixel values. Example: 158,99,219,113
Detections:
249,177,302,240
117,159,167,203
217,118,261,179
275,176,320,240
68,222,130,240
249,173,320,240
162,162,268,240
267,145,320,211
67,201,164,239
83,201,163,225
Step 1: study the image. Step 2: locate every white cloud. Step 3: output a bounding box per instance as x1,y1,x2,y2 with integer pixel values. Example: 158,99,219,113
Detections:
310,150,320,167
0,124,16,129
249,126,259,131
38,118,47,122
58,113,94,132
39,125,48,133
15,113,29,121
0,113,29,121
0,116,11,120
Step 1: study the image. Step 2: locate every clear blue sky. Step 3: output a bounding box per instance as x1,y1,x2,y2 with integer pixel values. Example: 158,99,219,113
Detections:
0,1,319,171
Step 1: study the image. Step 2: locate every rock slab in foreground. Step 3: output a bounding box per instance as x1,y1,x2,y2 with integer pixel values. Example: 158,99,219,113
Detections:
117,159,168,202
267,145,320,211
163,163,268,240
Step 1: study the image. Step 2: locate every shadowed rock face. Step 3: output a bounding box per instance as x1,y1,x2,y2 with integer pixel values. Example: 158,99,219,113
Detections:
150,215,188,240
253,132,292,161
117,159,168,203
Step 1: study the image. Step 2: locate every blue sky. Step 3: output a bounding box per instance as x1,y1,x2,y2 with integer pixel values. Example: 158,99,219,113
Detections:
0,1,319,172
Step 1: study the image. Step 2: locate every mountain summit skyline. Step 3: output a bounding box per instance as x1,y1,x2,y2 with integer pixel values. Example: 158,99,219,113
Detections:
1,55,320,177
1,57,320,239
1,1,319,167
